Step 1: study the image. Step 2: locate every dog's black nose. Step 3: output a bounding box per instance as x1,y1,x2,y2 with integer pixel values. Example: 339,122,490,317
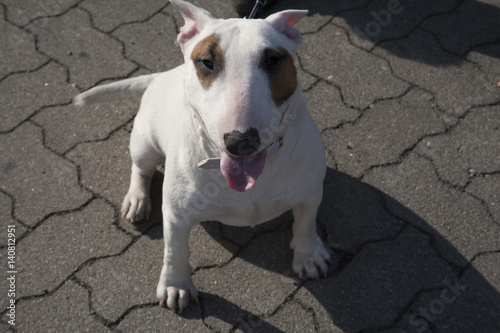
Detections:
223,128,261,156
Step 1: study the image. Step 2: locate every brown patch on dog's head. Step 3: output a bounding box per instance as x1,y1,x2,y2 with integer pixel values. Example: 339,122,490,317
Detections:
190,34,225,89
259,48,297,106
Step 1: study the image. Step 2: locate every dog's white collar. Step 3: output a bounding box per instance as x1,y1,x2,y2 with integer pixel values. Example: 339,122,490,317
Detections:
197,135,284,169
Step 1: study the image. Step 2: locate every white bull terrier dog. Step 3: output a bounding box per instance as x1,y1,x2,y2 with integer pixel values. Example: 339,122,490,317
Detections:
74,0,331,312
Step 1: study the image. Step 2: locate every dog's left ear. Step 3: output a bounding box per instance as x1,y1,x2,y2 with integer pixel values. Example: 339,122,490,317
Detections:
265,10,308,45
170,0,213,45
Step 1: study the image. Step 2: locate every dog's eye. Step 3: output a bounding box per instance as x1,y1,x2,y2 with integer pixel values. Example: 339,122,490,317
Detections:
201,59,214,70
266,55,280,68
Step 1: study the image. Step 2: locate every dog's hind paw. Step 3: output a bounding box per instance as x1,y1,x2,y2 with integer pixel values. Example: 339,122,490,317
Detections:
121,190,152,222
292,236,332,280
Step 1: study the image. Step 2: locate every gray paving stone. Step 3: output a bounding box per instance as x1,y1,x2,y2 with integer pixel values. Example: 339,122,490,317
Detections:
319,170,405,253
408,253,500,333
190,221,239,269
0,122,91,226
17,199,131,298
422,0,500,55
27,8,136,90
66,128,161,235
374,29,498,116
295,227,457,333
467,42,500,89
66,129,131,209
80,0,168,32
0,5,48,79
1,0,80,26
32,98,139,155
466,174,500,224
163,0,238,21
16,280,111,333
415,105,500,187
303,80,359,132
0,61,78,132
364,153,500,267
333,0,459,50
322,88,448,178
269,0,370,34
116,305,209,333
237,300,316,333
300,23,409,109
75,226,164,323
194,230,297,331
112,12,184,73
297,64,318,92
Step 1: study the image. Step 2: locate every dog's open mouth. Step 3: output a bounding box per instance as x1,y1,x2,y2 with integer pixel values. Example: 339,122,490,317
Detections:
220,150,267,192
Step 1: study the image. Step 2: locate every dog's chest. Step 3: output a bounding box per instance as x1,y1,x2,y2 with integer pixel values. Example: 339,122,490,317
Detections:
216,190,292,227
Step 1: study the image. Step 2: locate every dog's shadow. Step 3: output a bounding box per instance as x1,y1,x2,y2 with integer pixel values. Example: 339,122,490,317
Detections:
139,167,500,332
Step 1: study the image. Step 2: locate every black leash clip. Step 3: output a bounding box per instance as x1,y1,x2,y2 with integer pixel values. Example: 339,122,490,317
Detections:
245,0,268,19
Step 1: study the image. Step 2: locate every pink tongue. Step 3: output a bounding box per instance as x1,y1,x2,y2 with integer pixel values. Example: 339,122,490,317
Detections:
220,150,266,192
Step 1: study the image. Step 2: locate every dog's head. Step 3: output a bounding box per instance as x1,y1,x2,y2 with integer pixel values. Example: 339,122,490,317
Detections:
171,0,307,192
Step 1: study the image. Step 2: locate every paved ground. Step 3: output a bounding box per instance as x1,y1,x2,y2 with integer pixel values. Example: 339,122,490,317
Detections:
1,0,499,332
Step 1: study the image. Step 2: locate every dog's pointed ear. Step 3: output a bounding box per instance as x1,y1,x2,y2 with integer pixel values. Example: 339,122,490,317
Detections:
265,10,308,45
170,0,213,44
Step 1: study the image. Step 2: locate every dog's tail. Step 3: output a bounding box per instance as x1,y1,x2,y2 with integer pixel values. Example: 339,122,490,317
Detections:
73,73,160,106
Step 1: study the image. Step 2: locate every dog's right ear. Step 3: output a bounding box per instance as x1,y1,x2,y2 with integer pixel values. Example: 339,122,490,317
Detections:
170,0,213,45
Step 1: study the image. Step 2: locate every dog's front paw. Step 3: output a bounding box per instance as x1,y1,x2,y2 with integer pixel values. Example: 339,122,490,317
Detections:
292,236,332,280
156,266,199,313
121,190,151,222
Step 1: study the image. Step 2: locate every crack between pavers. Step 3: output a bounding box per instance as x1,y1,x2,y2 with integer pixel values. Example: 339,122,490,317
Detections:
106,3,171,35
2,0,85,29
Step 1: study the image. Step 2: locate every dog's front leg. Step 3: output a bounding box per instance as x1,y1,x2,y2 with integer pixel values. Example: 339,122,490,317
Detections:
291,194,331,279
157,216,198,313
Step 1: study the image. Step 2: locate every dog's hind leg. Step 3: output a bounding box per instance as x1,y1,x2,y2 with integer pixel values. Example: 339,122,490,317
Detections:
291,192,332,279
121,126,163,222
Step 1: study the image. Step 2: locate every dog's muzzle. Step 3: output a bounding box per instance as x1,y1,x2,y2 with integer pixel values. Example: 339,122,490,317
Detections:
223,128,261,156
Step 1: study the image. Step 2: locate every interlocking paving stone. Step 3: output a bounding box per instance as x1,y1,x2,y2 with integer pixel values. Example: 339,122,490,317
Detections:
32,98,139,155
319,170,405,253
163,0,238,21
295,227,457,333
270,0,370,34
194,230,297,331
322,88,449,178
467,43,500,89
333,0,459,50
466,174,500,224
112,12,183,73
17,199,131,298
304,80,359,131
0,122,91,226
0,61,78,132
1,0,80,27
364,153,500,267
408,253,500,332
116,305,209,332
75,226,164,323
415,105,500,187
80,0,168,32
190,221,239,269
236,300,316,333
27,8,136,90
16,280,112,333
0,5,48,79
421,0,500,55
66,128,131,208
373,29,498,116
300,23,409,109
